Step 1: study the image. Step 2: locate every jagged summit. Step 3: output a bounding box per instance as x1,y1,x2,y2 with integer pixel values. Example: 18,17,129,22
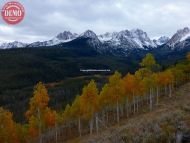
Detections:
167,27,190,47
56,31,78,40
80,30,98,39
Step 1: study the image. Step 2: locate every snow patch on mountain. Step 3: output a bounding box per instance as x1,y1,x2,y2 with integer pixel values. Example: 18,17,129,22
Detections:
0,41,27,49
98,29,156,49
180,33,190,42
28,31,78,47
167,27,190,47
130,29,156,48
80,30,98,39
79,30,102,49
98,32,113,42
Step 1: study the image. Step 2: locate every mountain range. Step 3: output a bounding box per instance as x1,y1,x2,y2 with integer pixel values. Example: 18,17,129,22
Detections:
0,27,190,58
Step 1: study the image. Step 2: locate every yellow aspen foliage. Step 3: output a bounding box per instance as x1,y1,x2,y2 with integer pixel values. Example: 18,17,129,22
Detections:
142,75,156,90
70,95,82,119
135,68,152,79
70,95,83,136
62,104,71,123
25,82,49,119
163,70,174,86
0,107,19,143
108,71,124,105
140,53,156,70
99,84,111,109
108,71,124,123
15,124,28,143
170,68,185,85
28,115,38,138
123,73,137,96
80,80,98,120
25,82,57,138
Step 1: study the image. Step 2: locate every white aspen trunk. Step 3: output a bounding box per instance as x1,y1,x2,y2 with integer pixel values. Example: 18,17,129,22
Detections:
137,96,139,113
165,85,167,95
89,118,94,135
120,104,124,117
149,88,152,111
102,109,105,125
95,113,99,134
116,100,120,124
169,84,172,97
129,103,131,114
133,92,135,114
55,123,58,143
139,96,142,107
126,98,129,117
78,117,81,137
156,87,159,105
106,109,109,125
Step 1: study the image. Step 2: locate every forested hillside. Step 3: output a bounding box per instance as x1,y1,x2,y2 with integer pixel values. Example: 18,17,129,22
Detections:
0,45,188,122
0,53,190,143
0,46,140,121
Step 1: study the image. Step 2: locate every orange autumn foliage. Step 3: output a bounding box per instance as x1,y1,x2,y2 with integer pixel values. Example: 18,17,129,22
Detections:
0,107,19,143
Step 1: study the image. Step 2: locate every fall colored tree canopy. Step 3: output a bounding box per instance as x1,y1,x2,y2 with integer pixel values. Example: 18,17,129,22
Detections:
0,53,190,143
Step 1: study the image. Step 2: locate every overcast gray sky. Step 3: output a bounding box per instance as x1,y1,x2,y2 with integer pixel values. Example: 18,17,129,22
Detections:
0,0,190,43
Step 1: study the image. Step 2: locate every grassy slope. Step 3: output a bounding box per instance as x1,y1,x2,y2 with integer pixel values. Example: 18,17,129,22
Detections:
67,82,190,143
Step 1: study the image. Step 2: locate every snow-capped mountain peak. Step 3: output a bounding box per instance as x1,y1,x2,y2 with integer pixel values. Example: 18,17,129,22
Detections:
80,30,98,39
130,29,157,48
0,41,27,49
98,29,157,49
28,31,78,47
167,27,190,47
112,29,155,48
130,29,147,38
56,31,78,40
79,30,102,49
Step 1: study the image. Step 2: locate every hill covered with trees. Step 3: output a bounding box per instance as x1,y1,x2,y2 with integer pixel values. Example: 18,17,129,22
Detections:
0,53,190,143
